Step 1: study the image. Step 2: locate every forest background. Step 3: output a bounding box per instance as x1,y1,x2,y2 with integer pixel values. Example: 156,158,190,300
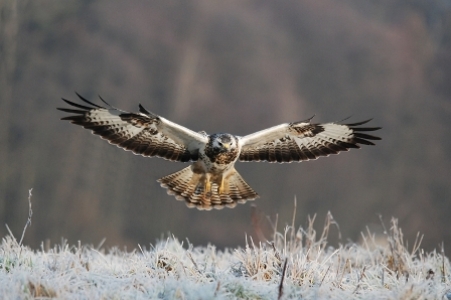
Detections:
1,0,450,255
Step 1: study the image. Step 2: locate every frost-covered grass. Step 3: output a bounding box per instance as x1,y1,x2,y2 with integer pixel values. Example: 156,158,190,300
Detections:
1,212,450,300
0,192,450,299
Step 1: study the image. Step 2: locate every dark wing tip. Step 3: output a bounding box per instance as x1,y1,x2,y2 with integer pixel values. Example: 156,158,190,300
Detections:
307,114,315,122
345,119,373,126
347,119,382,143
58,94,106,122
60,98,92,110
353,138,375,146
139,103,150,114
291,114,316,126
138,103,159,119
74,92,103,108
57,108,86,114
98,95,114,108
354,132,381,140
352,126,381,146
339,115,353,123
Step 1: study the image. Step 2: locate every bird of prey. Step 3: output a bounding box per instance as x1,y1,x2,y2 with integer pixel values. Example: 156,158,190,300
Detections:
58,93,381,210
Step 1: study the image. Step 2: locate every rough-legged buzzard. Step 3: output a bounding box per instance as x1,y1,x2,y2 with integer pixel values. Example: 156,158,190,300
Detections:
58,93,381,210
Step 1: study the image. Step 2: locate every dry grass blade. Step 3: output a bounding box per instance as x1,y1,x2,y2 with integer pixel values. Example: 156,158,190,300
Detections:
337,258,350,289
442,242,447,283
278,258,288,300
352,266,367,294
19,188,33,246
320,265,331,287
290,197,297,251
410,231,424,257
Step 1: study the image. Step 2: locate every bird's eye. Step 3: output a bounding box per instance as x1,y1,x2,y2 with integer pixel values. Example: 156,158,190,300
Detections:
218,142,223,146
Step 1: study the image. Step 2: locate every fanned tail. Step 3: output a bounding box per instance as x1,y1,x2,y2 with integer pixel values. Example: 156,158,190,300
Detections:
158,166,258,210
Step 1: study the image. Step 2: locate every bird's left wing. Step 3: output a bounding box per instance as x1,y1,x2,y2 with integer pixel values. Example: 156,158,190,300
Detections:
58,93,208,162
239,117,381,163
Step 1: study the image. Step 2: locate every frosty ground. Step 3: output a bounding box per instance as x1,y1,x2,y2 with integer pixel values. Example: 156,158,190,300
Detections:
1,211,450,300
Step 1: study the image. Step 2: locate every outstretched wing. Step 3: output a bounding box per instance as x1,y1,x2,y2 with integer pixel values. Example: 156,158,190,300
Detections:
58,93,208,162
239,117,381,163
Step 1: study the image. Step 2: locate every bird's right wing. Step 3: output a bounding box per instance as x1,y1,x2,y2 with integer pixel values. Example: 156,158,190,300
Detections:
58,93,208,162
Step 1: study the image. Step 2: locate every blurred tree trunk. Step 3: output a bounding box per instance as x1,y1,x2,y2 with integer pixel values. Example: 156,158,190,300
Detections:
0,0,18,220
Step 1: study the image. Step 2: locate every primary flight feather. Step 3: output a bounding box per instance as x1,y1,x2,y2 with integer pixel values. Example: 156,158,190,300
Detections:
58,93,381,210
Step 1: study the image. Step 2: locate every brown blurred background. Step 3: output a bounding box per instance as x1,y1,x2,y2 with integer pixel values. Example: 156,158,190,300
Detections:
1,0,450,254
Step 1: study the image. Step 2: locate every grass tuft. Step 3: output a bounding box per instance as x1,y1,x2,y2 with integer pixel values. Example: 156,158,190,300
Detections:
0,200,450,298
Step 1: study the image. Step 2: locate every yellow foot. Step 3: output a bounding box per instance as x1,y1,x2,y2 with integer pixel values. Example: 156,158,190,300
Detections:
218,176,228,194
204,174,212,199
205,179,211,193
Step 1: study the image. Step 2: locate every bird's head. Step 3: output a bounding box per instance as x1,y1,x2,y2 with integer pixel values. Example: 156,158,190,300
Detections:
211,133,237,153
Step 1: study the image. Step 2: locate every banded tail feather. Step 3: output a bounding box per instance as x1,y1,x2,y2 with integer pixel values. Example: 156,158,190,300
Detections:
158,165,258,210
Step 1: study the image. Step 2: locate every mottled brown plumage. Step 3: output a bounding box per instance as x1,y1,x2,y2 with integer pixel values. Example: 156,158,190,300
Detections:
58,93,381,210
204,134,239,164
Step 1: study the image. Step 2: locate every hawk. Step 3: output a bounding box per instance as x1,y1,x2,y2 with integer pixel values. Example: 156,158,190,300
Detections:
58,93,381,210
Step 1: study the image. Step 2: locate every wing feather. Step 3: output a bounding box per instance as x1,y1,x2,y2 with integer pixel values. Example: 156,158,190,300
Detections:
58,93,208,162
239,118,381,163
